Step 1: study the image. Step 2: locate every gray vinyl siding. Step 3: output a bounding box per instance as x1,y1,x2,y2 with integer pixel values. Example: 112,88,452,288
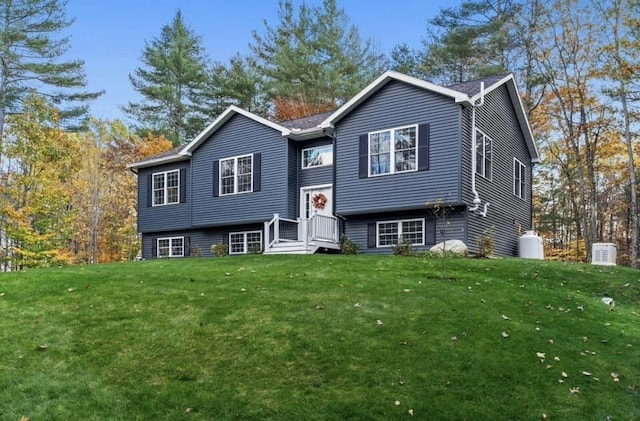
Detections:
461,85,533,256
343,208,467,255
334,80,462,215
137,162,191,233
287,140,298,219
298,137,334,189
142,223,264,259
191,114,289,227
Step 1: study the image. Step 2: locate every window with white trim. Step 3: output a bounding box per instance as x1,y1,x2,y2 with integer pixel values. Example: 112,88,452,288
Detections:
475,129,492,179
157,237,184,257
229,231,262,254
153,170,180,206
369,125,417,176
377,218,425,247
514,158,526,199
302,145,333,169
220,154,253,195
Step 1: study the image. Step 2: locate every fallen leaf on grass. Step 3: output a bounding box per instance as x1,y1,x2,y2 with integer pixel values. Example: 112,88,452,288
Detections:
554,356,561,361
315,304,324,310
501,331,509,338
570,387,580,394
611,372,620,382
502,314,510,320
403,289,411,292
67,288,74,292
394,400,401,406
582,371,592,376
20,417,29,421
536,352,546,360
561,371,568,378
353,303,362,308
548,339,554,345
185,407,192,413
377,320,384,326
36,344,48,351
408,409,414,416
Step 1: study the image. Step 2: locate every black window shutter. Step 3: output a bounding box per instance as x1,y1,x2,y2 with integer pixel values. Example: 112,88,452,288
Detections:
425,217,436,245
179,168,186,203
212,160,219,197
147,174,153,207
184,236,191,257
151,239,157,259
418,123,430,171
359,134,369,178
367,222,377,248
253,153,261,192
222,232,229,245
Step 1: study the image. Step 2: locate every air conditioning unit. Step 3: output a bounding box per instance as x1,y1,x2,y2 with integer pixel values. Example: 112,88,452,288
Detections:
592,243,617,266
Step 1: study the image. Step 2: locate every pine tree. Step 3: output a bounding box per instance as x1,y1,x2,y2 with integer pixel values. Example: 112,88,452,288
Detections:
123,10,211,145
0,0,102,149
250,0,384,119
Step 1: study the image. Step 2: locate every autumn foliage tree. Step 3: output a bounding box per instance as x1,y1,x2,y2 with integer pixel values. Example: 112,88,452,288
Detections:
0,94,80,268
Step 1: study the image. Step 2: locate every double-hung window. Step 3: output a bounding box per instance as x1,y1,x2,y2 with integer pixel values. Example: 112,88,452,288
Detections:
377,218,425,247
475,129,492,179
157,237,184,257
229,231,262,254
220,154,253,195
369,125,417,176
514,158,526,199
153,170,180,206
302,145,333,169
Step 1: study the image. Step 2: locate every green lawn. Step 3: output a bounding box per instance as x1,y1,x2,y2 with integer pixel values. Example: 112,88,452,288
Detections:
0,255,638,420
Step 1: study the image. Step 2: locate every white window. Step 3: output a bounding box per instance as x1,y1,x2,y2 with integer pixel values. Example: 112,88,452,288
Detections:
514,158,526,199
377,219,425,247
157,237,184,257
153,170,180,206
475,129,492,179
220,154,253,196
369,125,417,176
229,231,263,254
302,145,333,169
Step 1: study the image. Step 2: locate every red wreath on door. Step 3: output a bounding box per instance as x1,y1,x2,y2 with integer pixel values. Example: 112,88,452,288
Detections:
312,192,327,209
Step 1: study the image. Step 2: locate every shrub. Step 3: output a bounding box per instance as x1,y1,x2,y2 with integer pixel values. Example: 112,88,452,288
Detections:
249,244,263,254
477,228,495,258
340,235,360,255
211,243,229,257
393,237,415,256
190,246,202,257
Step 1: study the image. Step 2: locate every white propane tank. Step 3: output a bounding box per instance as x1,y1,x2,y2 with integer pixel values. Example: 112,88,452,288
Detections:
519,230,544,260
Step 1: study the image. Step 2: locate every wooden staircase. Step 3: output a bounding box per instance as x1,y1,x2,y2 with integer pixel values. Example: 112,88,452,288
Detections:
263,213,340,255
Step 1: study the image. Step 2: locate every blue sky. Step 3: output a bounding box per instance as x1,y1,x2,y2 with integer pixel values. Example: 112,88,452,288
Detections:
65,0,452,122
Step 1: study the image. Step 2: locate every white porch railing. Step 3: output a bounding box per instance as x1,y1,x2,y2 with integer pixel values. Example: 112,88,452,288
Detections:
264,211,339,251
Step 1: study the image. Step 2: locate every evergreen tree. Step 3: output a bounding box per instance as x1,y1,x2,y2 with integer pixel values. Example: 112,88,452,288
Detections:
420,0,523,84
0,0,102,146
123,10,211,145
250,0,384,120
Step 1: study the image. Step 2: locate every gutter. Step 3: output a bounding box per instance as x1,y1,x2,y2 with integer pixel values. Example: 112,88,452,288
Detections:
469,82,489,217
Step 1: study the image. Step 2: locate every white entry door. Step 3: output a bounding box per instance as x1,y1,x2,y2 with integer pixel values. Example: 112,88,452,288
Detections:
300,185,333,219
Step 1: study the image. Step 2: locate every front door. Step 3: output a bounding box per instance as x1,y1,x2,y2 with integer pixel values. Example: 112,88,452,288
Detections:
300,185,333,219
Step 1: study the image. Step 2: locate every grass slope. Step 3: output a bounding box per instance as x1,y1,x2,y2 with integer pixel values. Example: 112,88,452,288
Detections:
0,255,638,420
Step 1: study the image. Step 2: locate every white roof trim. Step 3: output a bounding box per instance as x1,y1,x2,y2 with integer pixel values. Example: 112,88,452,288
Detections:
180,105,292,155
127,154,190,172
320,70,469,128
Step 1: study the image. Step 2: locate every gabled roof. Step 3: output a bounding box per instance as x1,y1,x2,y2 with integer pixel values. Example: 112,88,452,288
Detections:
320,70,539,163
129,71,538,171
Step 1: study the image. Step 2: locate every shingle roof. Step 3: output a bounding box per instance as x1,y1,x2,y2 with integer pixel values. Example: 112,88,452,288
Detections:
279,111,335,131
447,74,511,96
149,144,188,160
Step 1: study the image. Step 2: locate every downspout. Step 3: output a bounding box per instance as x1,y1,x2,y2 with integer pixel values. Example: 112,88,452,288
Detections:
469,82,489,217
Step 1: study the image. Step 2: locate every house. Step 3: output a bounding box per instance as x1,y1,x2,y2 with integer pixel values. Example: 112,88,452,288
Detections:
128,71,539,258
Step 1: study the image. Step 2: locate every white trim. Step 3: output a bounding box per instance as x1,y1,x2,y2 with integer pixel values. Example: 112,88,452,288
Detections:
368,124,418,177
228,230,263,255
182,105,291,155
301,144,333,169
127,154,189,171
157,236,185,258
219,153,253,196
299,184,333,219
513,158,526,200
152,169,180,206
376,218,425,248
320,71,468,128
475,129,492,180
